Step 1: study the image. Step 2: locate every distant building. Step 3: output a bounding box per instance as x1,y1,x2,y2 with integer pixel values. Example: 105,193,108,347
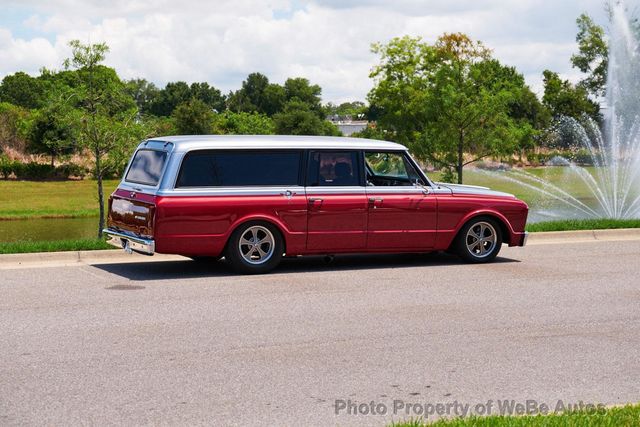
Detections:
328,117,369,136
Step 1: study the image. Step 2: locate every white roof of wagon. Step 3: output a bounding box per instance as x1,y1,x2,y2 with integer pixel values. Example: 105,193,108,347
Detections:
144,135,406,153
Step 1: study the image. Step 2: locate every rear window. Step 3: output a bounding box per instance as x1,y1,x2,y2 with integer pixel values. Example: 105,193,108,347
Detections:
125,149,167,186
176,150,301,187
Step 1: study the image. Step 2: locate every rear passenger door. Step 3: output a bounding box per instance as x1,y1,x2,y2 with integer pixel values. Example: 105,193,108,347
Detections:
305,150,368,251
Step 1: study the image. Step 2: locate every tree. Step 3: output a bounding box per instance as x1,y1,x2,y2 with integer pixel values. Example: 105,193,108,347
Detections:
273,100,341,136
369,34,525,183
226,73,285,116
284,77,323,116
324,101,367,119
0,102,30,153
213,111,275,135
571,13,608,97
172,99,215,134
0,72,45,109
542,70,600,121
63,40,142,238
189,82,225,112
124,78,160,114
149,81,191,116
27,106,77,166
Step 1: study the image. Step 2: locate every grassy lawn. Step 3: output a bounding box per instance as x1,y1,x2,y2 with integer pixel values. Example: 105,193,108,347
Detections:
526,218,640,232
391,403,640,426
0,179,119,219
0,238,114,254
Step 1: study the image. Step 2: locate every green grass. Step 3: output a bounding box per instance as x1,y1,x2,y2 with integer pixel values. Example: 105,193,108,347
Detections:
0,179,119,219
391,403,640,426
526,218,640,232
0,238,114,254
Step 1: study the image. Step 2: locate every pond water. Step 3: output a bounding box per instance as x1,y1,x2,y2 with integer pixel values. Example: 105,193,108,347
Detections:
0,217,99,243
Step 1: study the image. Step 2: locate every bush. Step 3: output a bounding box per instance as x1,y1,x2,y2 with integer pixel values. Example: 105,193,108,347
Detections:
16,162,56,180
55,163,88,179
0,159,87,180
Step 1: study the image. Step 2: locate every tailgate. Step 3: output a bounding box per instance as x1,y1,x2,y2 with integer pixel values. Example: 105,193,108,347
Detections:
107,189,157,238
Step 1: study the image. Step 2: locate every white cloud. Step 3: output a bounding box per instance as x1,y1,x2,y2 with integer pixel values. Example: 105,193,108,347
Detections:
0,0,626,103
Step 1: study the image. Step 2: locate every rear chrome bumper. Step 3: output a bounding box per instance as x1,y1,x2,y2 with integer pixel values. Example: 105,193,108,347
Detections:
103,228,155,255
520,231,529,247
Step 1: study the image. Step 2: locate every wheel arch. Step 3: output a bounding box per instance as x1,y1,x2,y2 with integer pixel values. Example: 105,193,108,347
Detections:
224,215,289,254
448,210,514,250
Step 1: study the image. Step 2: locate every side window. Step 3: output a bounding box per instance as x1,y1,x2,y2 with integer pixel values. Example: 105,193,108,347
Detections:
307,151,361,186
365,151,423,186
176,150,301,187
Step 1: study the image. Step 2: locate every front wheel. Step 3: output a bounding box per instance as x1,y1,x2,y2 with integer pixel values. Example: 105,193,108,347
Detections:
225,222,284,274
455,217,502,263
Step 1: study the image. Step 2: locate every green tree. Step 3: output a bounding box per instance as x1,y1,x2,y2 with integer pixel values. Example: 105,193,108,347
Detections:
273,100,340,136
284,77,323,116
542,70,599,121
63,40,142,238
172,98,215,134
369,34,525,183
324,101,367,119
27,106,77,166
571,13,608,97
149,81,191,116
213,111,275,135
189,82,225,112
124,78,160,114
227,73,285,116
0,72,45,109
0,102,30,153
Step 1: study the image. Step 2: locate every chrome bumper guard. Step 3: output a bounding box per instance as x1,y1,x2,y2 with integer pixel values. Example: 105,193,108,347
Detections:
103,228,155,255
521,231,529,247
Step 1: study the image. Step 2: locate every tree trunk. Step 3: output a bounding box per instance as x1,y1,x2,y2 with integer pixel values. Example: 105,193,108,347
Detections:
96,148,105,239
457,129,464,184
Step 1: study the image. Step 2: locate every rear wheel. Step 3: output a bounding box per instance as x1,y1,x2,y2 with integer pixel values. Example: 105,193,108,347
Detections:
225,222,283,274
455,217,502,263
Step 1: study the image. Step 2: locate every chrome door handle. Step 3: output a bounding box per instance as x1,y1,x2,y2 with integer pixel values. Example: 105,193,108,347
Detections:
368,197,384,202
308,197,323,203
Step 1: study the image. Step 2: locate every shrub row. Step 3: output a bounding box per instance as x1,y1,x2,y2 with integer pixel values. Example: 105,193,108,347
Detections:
0,157,88,180
527,149,594,166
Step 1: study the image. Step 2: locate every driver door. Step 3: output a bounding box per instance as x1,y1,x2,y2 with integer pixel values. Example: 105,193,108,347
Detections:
365,151,437,250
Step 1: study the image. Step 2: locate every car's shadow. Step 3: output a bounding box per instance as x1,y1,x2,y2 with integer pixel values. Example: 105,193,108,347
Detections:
93,252,520,282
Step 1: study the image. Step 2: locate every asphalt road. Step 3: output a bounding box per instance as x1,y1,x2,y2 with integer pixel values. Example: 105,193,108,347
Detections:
1,240,640,426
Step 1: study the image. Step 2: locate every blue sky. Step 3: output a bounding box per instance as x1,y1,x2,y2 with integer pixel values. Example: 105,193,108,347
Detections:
0,0,618,103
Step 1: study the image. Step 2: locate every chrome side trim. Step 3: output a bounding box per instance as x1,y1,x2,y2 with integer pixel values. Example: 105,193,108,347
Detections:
103,228,155,255
365,186,429,195
305,186,366,195
157,186,306,197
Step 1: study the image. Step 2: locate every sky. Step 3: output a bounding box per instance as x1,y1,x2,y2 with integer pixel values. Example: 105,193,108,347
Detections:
0,0,618,103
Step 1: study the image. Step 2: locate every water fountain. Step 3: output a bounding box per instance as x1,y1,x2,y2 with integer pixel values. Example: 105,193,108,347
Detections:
482,1,640,222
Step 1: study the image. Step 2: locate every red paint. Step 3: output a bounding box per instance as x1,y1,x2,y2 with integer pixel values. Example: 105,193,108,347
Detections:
107,189,528,257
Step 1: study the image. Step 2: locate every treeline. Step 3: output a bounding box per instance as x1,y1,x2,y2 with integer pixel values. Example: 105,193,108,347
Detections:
0,13,609,186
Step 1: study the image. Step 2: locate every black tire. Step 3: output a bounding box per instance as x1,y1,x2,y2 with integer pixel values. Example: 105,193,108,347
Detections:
224,221,284,274
455,216,503,263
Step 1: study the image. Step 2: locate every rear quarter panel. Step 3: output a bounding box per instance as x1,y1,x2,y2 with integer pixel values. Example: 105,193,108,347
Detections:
154,193,307,256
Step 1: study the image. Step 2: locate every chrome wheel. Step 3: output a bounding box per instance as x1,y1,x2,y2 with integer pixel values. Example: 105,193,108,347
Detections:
465,221,497,258
238,225,275,265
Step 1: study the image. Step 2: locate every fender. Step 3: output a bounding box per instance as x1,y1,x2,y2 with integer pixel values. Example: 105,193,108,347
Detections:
437,208,516,250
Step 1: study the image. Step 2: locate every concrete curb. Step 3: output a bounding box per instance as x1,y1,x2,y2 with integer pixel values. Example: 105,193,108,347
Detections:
526,228,640,244
0,250,184,270
1,228,639,269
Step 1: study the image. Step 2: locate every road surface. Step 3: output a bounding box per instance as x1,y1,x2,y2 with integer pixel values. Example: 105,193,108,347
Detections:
1,240,640,425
